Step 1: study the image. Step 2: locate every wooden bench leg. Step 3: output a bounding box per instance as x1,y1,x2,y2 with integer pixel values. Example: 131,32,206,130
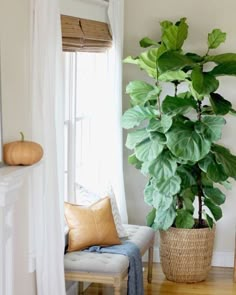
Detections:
78,282,84,294
114,285,121,295
114,277,122,295
147,238,154,284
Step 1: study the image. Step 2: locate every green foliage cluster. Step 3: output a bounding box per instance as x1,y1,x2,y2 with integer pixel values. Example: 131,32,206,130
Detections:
122,18,236,230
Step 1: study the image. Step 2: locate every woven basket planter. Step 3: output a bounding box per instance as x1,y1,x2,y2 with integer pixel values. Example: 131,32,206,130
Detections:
160,226,216,283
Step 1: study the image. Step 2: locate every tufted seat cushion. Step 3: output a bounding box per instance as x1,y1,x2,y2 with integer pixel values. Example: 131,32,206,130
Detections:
64,224,155,275
64,252,129,274
123,224,155,255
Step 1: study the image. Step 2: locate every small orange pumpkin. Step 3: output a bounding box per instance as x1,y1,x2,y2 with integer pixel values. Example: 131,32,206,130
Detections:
3,132,43,166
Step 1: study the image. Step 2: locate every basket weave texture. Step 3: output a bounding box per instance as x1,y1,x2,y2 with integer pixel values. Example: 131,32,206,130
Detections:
160,226,216,283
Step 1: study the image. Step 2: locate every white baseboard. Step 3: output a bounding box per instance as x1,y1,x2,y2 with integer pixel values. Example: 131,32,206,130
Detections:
212,251,234,267
142,246,234,268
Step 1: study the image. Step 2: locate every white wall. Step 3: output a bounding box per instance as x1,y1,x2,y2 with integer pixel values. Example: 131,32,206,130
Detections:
0,0,36,294
0,0,32,142
60,0,108,22
123,0,236,260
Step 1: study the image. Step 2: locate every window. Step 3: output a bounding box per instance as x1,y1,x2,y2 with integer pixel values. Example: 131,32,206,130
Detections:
63,51,111,202
61,12,128,223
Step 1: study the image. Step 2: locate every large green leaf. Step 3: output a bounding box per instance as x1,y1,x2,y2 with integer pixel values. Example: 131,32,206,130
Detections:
126,128,149,149
158,70,188,82
203,187,226,205
160,20,173,32
186,52,204,63
148,150,177,180
201,172,214,187
162,17,188,50
140,37,159,48
181,187,195,202
189,82,205,101
191,66,219,95
126,81,160,106
162,95,197,115
199,153,228,182
177,165,196,188
155,175,181,195
208,29,226,49
135,134,165,161
166,121,211,162
152,190,173,211
124,49,160,79
149,131,166,143
195,115,226,142
212,144,236,179
205,53,236,64
141,161,151,176
209,93,232,115
158,51,194,73
144,180,156,205
128,154,142,169
204,212,214,229
122,106,157,129
204,198,222,221
220,180,232,190
211,61,236,76
182,195,195,214
123,55,140,65
175,209,194,228
153,200,176,230
139,48,159,78
146,208,156,227
147,115,173,133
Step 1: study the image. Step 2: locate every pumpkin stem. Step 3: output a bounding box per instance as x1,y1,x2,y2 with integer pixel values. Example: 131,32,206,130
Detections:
20,132,25,142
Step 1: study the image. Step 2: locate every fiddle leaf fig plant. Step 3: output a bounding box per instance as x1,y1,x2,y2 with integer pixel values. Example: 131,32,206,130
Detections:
122,18,236,230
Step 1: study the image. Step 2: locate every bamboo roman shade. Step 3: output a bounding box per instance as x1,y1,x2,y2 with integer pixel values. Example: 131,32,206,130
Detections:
61,15,112,52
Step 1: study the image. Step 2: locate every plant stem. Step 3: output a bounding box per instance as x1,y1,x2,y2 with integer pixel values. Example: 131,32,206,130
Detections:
196,99,203,227
197,165,203,227
174,81,178,96
197,100,202,121
177,194,183,209
155,81,162,119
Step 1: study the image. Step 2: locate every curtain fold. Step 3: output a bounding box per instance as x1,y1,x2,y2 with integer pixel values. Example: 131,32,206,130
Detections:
107,0,128,223
30,0,66,294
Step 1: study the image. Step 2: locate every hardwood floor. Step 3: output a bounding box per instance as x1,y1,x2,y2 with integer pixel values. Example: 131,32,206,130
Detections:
83,263,236,295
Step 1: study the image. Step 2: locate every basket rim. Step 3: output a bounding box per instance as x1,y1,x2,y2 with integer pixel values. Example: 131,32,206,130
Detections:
160,225,216,233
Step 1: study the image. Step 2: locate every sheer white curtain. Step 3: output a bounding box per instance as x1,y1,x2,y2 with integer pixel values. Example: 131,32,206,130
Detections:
107,0,128,223
30,0,66,294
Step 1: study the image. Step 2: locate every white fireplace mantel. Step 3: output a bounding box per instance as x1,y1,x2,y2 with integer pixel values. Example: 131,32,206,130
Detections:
0,163,41,295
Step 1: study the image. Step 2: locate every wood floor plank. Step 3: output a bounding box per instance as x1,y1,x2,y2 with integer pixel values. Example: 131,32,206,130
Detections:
83,263,236,295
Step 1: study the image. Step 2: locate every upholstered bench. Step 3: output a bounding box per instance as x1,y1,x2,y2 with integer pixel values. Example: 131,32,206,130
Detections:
64,224,155,295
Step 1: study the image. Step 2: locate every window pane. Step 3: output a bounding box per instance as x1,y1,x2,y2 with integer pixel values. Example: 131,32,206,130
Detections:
64,50,111,201
75,52,108,118
75,118,94,189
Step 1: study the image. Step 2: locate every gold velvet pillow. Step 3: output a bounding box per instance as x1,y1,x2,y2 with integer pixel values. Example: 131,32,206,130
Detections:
64,197,121,252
